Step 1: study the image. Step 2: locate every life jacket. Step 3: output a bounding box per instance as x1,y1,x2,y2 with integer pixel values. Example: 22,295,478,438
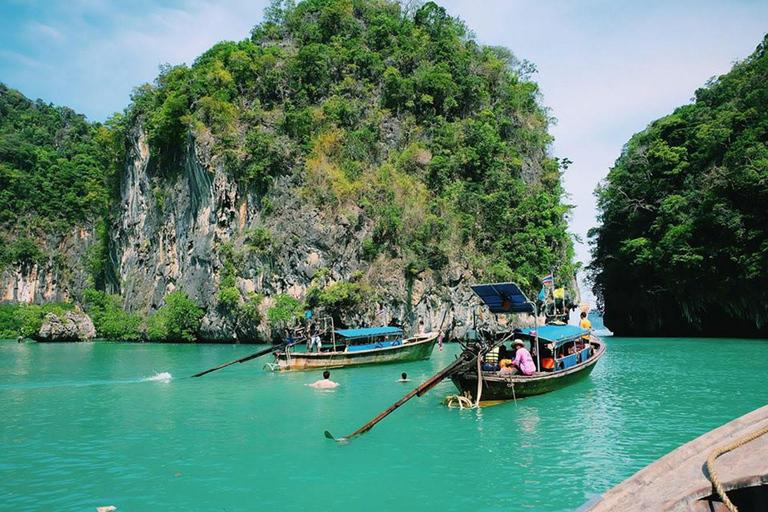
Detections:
499,358,514,370
485,346,500,364
541,357,555,370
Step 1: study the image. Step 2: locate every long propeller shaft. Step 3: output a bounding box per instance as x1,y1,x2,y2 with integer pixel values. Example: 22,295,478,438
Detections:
327,352,474,441
191,341,295,378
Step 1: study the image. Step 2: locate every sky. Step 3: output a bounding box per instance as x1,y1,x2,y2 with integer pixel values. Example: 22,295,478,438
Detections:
1,0,767,291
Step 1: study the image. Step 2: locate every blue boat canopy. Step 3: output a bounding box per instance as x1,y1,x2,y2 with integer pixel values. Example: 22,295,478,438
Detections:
471,283,534,314
521,324,589,344
335,327,403,340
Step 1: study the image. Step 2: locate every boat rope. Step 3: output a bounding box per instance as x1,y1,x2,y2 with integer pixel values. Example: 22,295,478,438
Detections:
445,394,474,409
475,356,483,407
706,423,768,512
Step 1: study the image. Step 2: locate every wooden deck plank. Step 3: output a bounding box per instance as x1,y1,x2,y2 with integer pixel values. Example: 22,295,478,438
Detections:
583,404,768,511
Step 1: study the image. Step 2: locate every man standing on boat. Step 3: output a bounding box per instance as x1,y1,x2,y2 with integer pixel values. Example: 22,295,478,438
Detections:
308,321,321,353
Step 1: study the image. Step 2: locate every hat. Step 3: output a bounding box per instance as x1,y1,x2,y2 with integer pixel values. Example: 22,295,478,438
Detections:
512,339,526,347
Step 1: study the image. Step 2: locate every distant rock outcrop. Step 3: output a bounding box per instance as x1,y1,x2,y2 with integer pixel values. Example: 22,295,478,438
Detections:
35,310,96,342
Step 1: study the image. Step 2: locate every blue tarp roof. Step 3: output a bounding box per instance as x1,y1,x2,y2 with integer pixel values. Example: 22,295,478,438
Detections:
522,324,589,343
335,327,403,339
471,283,534,314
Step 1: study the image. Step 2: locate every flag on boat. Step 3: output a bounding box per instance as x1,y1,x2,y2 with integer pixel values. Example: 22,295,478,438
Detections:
538,286,546,301
376,309,386,317
541,273,554,285
553,287,565,299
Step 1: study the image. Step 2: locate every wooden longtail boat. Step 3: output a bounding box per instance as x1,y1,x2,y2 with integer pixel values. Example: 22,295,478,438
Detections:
579,404,768,511
269,327,439,372
322,283,605,442
450,283,605,403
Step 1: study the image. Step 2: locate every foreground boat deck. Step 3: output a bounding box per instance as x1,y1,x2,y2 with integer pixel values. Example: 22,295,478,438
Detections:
581,404,768,511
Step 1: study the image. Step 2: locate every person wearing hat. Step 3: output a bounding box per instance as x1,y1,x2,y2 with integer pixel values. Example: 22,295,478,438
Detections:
509,339,536,376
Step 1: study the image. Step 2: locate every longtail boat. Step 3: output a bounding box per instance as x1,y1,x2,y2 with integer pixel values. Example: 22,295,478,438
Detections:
269,326,440,372
579,404,768,511
449,283,605,402
323,282,605,441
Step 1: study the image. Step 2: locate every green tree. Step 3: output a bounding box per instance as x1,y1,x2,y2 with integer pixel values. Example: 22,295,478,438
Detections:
590,34,768,337
267,294,301,328
147,291,205,342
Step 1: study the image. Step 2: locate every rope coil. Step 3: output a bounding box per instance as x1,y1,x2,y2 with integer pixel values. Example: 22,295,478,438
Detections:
445,394,475,409
705,424,768,512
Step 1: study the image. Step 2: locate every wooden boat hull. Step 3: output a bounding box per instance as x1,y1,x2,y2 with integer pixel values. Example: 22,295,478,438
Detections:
579,404,768,511
271,332,439,372
450,336,605,402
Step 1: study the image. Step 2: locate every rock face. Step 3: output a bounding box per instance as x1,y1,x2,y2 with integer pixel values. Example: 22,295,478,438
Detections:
35,310,96,342
0,124,575,343
0,227,96,304
101,127,546,341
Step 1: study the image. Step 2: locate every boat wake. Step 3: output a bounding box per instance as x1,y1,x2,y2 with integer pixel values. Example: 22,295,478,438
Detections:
143,371,173,382
0,371,174,390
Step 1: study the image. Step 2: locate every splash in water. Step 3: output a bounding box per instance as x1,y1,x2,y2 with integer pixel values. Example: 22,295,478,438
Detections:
144,372,172,382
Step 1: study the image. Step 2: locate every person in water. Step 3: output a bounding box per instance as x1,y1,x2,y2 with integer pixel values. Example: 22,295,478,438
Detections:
309,370,339,388
398,372,409,382
509,339,536,375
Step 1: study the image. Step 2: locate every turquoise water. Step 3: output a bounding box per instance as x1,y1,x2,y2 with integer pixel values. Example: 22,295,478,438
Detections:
1,337,767,511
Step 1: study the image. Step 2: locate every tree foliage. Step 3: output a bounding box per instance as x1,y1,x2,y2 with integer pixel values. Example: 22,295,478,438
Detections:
146,291,205,342
0,84,124,236
267,293,301,327
589,34,768,337
82,289,143,341
125,0,576,298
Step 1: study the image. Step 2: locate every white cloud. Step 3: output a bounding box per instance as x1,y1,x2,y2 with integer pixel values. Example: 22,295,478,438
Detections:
24,21,65,41
0,49,49,70
2,0,270,120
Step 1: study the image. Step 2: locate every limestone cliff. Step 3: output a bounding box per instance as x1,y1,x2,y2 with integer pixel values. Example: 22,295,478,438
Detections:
109,125,517,341
1,1,579,342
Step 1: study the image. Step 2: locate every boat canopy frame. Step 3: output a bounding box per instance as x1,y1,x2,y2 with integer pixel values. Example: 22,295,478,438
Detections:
334,327,404,340
470,282,542,371
519,325,589,348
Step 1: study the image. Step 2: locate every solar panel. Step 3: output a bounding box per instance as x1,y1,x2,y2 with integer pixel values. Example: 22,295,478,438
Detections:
470,282,534,314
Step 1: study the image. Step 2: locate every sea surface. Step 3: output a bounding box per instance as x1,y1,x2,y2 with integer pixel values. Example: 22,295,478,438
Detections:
1,334,767,511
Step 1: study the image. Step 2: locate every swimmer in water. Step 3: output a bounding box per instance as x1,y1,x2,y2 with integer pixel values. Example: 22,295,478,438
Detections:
308,370,339,388
398,372,409,382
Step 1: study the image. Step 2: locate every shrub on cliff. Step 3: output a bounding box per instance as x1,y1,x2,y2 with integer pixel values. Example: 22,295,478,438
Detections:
306,281,374,326
267,294,301,328
83,289,143,341
147,291,204,342
0,304,22,338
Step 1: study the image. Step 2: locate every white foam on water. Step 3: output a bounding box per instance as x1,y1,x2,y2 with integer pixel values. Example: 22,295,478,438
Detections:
144,371,172,382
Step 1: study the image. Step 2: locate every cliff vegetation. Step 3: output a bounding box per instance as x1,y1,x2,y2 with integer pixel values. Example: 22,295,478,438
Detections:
1,0,577,341
589,34,768,337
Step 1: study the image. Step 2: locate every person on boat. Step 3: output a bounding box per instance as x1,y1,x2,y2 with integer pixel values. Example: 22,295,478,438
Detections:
308,322,321,353
398,372,409,382
309,370,339,388
483,344,501,371
509,339,536,376
579,311,592,350
580,311,592,331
